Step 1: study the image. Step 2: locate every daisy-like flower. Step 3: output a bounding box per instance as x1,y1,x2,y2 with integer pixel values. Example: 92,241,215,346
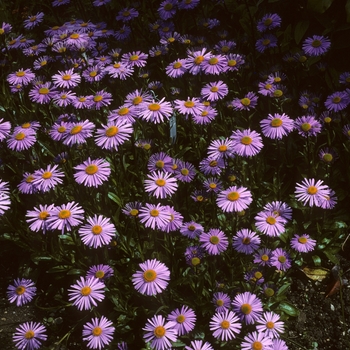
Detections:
319,147,338,164
167,305,196,336
23,12,44,29
124,88,153,109
18,172,37,194
241,331,273,350
87,264,114,281
192,105,218,125
207,138,234,160
320,189,337,209
0,118,11,141
203,177,222,193
29,82,58,104
52,90,76,107
143,315,177,350
199,228,229,255
139,98,173,124
52,68,81,88
13,322,47,350
138,203,171,230
324,91,349,112
232,228,261,254
144,171,178,199
46,201,84,234
32,164,64,192
255,210,286,237
26,204,55,233
199,157,225,176
105,61,134,80
7,129,37,152
121,51,148,67
232,291,263,324
209,310,242,341
73,95,94,109
7,278,36,306
245,268,265,285
82,65,106,83
108,105,138,124
201,81,228,101
0,180,10,216
160,206,183,233
270,248,292,271
231,92,259,111
260,113,294,139
174,161,196,182
216,186,253,212
256,311,284,339
184,48,212,75
257,13,282,32
74,157,111,187
185,340,213,350
91,90,113,110
295,115,322,137
68,277,105,311
166,59,187,78
173,97,204,117
295,178,330,207
132,259,170,296
302,35,331,56
202,54,228,75
180,221,204,239
82,316,115,350
79,215,116,248
148,152,173,172
263,201,292,222
256,34,278,53
122,201,142,218
231,129,263,157
253,248,272,266
273,339,289,350
7,68,35,86
290,233,316,253
212,292,231,313
185,245,205,267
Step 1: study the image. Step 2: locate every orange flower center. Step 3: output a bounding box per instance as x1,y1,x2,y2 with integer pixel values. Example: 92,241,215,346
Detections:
143,269,157,282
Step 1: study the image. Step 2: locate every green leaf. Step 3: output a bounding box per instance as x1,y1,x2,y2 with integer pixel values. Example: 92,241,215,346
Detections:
307,0,335,13
276,282,291,297
67,268,85,275
312,255,322,266
294,21,309,44
108,192,122,207
278,301,299,317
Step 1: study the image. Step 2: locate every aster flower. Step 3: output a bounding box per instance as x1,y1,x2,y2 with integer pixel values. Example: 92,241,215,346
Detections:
230,129,263,157
18,172,37,194
91,90,113,110
319,147,338,164
224,53,245,72
231,92,258,111
232,228,261,254
52,90,76,107
209,310,242,341
160,206,183,233
82,316,115,349
253,248,272,266
121,51,148,68
0,118,11,141
184,48,212,75
23,12,44,29
174,97,204,117
73,95,94,109
245,268,265,285
0,22,12,34
139,98,173,123
212,292,231,313
65,31,90,49
203,177,222,193
174,161,196,182
232,291,263,324
108,105,138,124
180,221,204,238
82,65,106,83
79,215,116,248
263,201,292,222
199,228,229,255
302,35,331,56
124,88,153,109
185,340,213,350
158,0,177,20
138,203,171,230
202,54,228,75
241,331,273,350
68,276,105,311
143,315,177,350
74,157,111,187
295,178,330,207
255,211,286,237
32,164,64,192
13,322,47,350
257,13,282,32
324,91,349,112
272,339,289,350
256,34,278,53
7,129,36,151
116,7,139,22
86,264,114,282
122,201,143,218
260,113,294,139
0,180,10,215
270,248,292,271
201,81,228,101
256,311,284,339
29,82,58,104
185,245,205,267
199,157,225,176
192,105,218,125
295,115,322,137
105,61,134,80
343,124,350,138
216,186,253,212
148,152,173,172
52,68,81,88
63,120,95,146
132,259,170,296
7,68,35,86
167,305,196,336
7,278,36,306
290,234,316,253
319,189,337,209
26,204,55,233
207,138,234,160
166,59,187,78
46,201,84,234
144,171,178,198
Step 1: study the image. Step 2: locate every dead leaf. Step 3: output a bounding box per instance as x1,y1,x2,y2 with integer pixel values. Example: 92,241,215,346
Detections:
301,266,330,281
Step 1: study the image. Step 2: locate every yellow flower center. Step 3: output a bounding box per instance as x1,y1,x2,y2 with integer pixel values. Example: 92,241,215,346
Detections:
241,303,252,314
271,118,283,127
324,117,332,123
242,237,251,244
16,286,26,295
95,270,105,279
16,71,26,77
266,216,276,225
15,132,26,140
89,71,97,77
26,175,34,183
241,98,251,106
58,209,71,219
252,341,263,350
113,63,121,68
332,96,341,103
188,225,196,231
129,55,139,61
241,136,252,145
81,286,91,296
92,327,102,336
155,179,166,186
228,59,237,67
209,236,220,245
266,321,275,329
93,95,103,102
312,40,321,48
307,186,318,194
278,255,286,263
209,57,219,65
220,320,230,329
85,165,98,175
227,191,240,201
130,209,139,216
173,62,182,69
70,125,82,134
176,315,185,323
62,74,71,81
148,103,161,111
57,126,66,133
155,160,164,168
210,86,219,92
194,55,204,65
181,168,189,176
79,97,86,102
150,209,159,217
218,145,227,152
262,254,269,261
133,96,142,105
154,325,166,338
70,33,80,39
39,87,49,95
92,225,102,235
265,287,275,297
39,211,49,220
262,39,271,46
184,100,195,108
191,257,200,266
118,107,129,115
42,171,52,179
301,123,311,131
201,110,209,116
323,153,333,162
25,330,35,339
164,3,173,10
105,126,118,137
264,18,272,26
209,160,217,167
273,89,283,97
143,269,157,282
209,183,217,189
216,299,224,306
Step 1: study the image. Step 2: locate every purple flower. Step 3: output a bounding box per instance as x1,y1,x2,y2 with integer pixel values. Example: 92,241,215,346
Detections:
185,245,205,267
23,12,44,29
319,189,337,209
216,186,253,212
230,129,264,157
167,305,196,335
256,311,285,339
82,316,115,349
87,264,114,281
224,53,245,72
52,90,77,107
273,339,289,350
139,98,173,124
260,113,294,139
174,97,204,116
199,157,225,176
180,221,204,238
32,164,64,192
73,95,94,109
158,0,177,20
13,322,47,350
253,248,272,266
144,171,178,198
244,268,264,285
295,178,330,207
79,215,116,248
166,59,187,78
232,229,261,254
139,203,171,230
257,13,282,32
295,115,322,137
52,68,81,88
62,120,95,146
7,129,36,151
231,92,258,111
241,331,273,350
324,91,349,112
7,278,36,306
232,292,263,324
91,90,113,110
209,310,242,341
18,172,37,194
201,81,228,101
178,0,200,9
148,152,173,172
212,292,231,313
0,118,11,141
7,68,35,86
26,204,55,233
122,201,142,218
203,177,222,193
105,61,134,80
184,48,212,75
319,147,338,164
46,201,84,234
68,277,105,311
202,54,228,75
160,206,184,233
143,315,177,350
185,340,213,350
74,157,111,187
133,259,170,296
256,34,278,53
290,234,316,253
199,228,229,255
255,210,286,237
302,35,331,56
263,201,292,222
82,65,106,83
174,161,196,182
0,180,10,215
207,138,235,160
192,105,218,125
29,82,58,104
271,248,292,271
121,51,148,68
